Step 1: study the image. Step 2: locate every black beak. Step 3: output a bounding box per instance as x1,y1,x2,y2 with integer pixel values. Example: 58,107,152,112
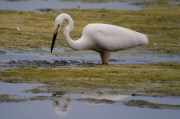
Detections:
51,30,57,53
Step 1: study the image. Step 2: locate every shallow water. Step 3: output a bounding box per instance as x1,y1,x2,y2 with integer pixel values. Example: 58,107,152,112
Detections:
0,0,142,12
0,48,180,66
1,100,180,119
0,82,180,119
1,48,180,70
0,82,49,97
0,0,179,12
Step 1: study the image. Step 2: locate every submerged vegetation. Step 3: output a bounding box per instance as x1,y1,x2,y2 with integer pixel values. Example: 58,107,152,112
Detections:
0,94,27,102
0,94,66,102
123,100,180,110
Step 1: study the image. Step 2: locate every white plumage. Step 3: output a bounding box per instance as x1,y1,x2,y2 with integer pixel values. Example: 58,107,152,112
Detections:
51,13,148,64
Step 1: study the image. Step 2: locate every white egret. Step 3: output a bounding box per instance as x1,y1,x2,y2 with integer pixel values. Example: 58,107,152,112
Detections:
51,13,148,64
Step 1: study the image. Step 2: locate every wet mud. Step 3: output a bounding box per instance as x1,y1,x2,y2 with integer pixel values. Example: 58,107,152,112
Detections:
1,48,180,70
2,59,97,68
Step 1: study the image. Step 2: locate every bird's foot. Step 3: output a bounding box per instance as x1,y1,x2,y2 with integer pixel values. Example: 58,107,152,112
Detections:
101,63,109,65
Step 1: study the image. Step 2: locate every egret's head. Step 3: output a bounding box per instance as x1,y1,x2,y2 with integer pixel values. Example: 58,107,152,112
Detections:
51,13,72,53
51,15,63,53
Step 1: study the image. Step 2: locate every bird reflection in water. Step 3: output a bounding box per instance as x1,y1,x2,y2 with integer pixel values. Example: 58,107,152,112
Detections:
52,95,72,116
52,93,130,116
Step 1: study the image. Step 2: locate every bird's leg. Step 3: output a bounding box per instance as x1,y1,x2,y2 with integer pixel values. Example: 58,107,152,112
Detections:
100,51,111,65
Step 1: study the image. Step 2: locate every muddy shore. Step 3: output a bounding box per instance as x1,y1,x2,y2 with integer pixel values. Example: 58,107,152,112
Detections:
2,59,96,68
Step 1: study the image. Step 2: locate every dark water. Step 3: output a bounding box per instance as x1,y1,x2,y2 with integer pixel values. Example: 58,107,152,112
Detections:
0,0,142,12
0,82,180,119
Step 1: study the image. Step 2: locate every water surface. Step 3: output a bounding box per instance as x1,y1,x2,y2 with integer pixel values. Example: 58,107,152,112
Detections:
0,0,142,12
0,82,180,119
0,48,180,65
0,82,48,97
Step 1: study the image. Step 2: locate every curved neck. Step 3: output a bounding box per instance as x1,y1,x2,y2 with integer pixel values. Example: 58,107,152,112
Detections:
62,14,82,50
